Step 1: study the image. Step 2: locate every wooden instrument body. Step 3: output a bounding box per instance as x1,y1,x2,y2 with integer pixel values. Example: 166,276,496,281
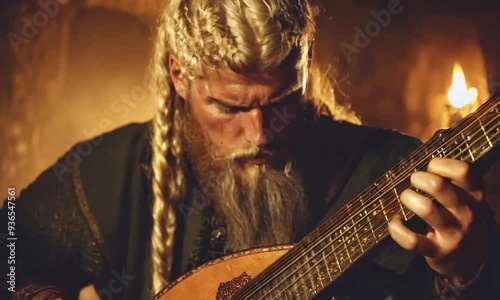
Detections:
152,94,500,300
154,245,293,300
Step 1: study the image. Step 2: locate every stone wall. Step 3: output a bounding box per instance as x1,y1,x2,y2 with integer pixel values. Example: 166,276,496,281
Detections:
0,0,160,197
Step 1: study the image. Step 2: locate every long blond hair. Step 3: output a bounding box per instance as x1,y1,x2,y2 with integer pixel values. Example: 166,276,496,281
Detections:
149,0,359,294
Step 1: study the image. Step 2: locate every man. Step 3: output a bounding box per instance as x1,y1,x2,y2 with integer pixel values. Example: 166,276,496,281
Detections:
1,0,499,299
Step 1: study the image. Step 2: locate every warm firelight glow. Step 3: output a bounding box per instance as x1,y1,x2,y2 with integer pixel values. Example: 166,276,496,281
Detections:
448,62,478,108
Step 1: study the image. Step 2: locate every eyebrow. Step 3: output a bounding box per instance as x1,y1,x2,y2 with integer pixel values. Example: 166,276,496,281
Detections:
206,83,302,109
206,96,248,109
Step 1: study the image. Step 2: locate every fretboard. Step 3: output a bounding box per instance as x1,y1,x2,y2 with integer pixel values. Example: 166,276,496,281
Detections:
233,93,499,300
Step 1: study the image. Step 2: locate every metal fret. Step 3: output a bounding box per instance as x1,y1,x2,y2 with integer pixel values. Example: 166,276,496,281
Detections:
332,240,342,273
340,228,353,264
310,249,325,291
235,95,500,300
387,171,407,221
316,235,340,276
379,196,388,222
351,218,364,253
394,187,407,221
359,195,379,244
450,138,462,160
434,132,448,158
478,118,493,148
308,272,317,295
460,131,475,161
297,268,309,298
305,251,319,294
368,217,378,244
322,250,334,282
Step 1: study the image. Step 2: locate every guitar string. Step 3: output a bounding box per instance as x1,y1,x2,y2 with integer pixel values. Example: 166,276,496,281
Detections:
244,113,499,300
263,127,499,300
288,94,499,251
236,94,499,298
236,103,499,300
240,97,498,296
265,129,499,300
237,105,499,300
235,99,499,300
299,95,499,243
166,97,498,300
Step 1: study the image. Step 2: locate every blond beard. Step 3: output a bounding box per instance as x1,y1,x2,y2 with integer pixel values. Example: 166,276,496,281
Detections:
181,104,309,251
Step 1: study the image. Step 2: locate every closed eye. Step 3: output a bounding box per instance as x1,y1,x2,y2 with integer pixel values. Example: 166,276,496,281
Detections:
207,97,251,115
218,105,243,115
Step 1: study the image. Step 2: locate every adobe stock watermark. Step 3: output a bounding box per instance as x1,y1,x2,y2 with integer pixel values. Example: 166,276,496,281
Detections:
81,268,135,300
178,171,223,223
97,268,135,300
340,0,411,63
8,0,70,54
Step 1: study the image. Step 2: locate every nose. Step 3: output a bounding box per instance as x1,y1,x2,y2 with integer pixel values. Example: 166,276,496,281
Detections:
243,108,268,146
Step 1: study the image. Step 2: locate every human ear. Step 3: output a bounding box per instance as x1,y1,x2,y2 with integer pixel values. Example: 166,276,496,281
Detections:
169,55,189,99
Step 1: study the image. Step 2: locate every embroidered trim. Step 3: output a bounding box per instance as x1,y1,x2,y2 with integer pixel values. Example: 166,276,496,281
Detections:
12,284,62,300
73,166,111,262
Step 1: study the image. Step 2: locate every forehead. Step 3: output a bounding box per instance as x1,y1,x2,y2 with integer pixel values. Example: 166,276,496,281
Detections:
197,65,300,105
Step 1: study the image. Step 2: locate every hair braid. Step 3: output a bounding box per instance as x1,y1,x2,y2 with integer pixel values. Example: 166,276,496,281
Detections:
148,0,359,296
150,9,186,294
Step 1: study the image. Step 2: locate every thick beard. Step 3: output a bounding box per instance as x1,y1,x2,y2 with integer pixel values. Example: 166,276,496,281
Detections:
181,104,309,251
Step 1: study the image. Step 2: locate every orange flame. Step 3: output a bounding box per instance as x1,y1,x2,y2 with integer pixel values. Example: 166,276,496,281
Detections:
448,63,478,109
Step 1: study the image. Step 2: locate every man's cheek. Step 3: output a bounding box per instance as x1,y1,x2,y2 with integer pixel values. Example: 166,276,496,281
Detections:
204,118,240,149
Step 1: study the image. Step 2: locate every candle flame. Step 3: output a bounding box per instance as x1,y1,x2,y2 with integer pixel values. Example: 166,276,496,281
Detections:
448,63,478,109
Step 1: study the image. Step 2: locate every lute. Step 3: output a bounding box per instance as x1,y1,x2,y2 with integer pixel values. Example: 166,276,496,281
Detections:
154,92,499,300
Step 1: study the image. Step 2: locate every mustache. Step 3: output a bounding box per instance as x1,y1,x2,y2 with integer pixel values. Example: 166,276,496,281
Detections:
212,145,281,164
